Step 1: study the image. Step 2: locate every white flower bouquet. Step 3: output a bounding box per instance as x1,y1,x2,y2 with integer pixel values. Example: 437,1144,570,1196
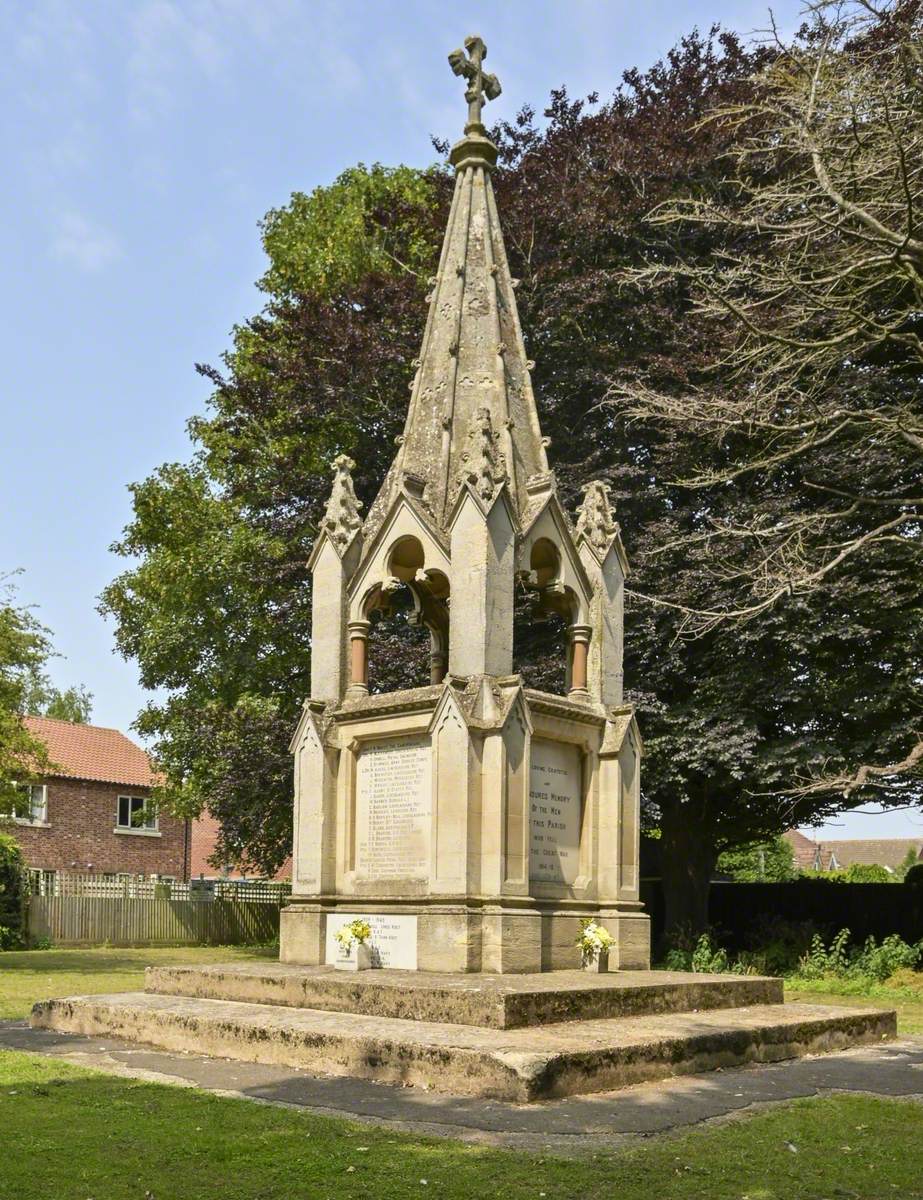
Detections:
575,919,615,970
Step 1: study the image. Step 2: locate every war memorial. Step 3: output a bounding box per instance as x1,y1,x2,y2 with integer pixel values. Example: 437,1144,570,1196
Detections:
32,37,894,1102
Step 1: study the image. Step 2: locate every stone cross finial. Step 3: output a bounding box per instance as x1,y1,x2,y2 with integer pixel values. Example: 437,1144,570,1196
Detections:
448,35,501,129
459,405,508,503
320,454,363,553
576,481,619,556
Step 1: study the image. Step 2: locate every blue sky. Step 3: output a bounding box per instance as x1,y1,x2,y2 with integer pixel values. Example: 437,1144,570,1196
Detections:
2,1,918,839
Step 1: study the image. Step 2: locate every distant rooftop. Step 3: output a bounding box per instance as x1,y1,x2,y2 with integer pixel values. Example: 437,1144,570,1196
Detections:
785,829,923,873
23,715,155,789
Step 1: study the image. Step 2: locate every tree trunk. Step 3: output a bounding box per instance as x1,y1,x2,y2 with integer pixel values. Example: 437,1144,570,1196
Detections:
659,802,717,951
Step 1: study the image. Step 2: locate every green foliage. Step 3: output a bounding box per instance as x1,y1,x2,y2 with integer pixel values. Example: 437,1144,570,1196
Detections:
717,837,796,882
0,833,26,948
259,163,442,300
22,677,93,723
795,928,922,984
664,932,741,975
895,847,922,881
904,863,923,886
0,583,51,813
801,863,900,883
840,863,894,884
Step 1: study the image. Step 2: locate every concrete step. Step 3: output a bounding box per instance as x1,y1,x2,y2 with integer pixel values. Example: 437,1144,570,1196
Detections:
144,963,784,1029
30,992,895,1102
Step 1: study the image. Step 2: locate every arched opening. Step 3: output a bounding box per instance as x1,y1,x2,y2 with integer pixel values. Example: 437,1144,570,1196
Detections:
366,582,432,692
349,537,450,695
513,538,584,695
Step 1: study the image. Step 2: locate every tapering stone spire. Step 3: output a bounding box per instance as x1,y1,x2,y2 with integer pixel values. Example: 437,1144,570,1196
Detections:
363,35,551,541
576,481,619,558
320,454,362,554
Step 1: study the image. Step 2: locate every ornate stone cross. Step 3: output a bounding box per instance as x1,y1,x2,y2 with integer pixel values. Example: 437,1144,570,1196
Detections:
448,35,501,129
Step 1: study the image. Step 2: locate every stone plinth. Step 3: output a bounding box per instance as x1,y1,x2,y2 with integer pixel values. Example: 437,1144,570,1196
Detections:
284,681,648,974
144,962,784,1028
31,989,895,1103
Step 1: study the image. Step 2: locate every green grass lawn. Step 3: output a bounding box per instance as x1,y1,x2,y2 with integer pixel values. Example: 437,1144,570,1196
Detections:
0,1049,921,1200
0,945,275,1020
785,973,923,1035
2,949,922,1197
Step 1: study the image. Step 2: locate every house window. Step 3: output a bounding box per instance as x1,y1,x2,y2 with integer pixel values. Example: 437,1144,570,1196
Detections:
13,784,48,825
116,795,157,832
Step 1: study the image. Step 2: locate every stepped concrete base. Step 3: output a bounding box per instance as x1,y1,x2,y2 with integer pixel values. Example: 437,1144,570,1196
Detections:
144,963,783,1029
30,992,895,1102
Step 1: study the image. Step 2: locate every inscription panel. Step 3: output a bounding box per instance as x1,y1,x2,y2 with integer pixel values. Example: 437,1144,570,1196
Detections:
324,913,418,970
355,737,431,880
529,738,582,885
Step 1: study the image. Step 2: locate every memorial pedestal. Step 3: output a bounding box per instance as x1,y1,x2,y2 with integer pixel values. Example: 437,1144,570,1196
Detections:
283,681,650,974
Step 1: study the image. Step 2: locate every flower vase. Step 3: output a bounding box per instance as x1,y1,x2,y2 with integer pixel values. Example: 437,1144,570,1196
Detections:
582,949,609,973
335,941,372,972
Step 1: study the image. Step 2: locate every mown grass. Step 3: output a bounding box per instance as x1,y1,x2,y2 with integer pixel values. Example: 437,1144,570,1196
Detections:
0,945,275,1020
1,1050,922,1199
785,969,923,1034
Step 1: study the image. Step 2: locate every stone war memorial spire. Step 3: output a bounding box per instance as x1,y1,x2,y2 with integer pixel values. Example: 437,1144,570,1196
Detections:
284,35,650,973
32,33,891,1108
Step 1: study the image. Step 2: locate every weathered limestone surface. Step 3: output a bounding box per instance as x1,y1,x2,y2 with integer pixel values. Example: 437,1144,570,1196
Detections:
31,992,895,1103
145,963,783,1028
281,35,651,974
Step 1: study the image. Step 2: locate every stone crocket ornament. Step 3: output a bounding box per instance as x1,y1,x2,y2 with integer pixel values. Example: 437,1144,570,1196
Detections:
576,480,619,555
459,406,508,502
320,454,363,554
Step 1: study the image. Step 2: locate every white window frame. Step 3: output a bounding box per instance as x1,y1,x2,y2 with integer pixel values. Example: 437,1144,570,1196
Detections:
114,794,160,836
12,783,49,826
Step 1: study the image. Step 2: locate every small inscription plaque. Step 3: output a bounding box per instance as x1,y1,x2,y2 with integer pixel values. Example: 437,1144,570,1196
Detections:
529,739,582,885
324,913,418,970
355,737,431,880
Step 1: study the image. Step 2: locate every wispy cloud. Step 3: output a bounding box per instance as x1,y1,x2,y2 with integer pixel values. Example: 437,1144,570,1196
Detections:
49,212,122,272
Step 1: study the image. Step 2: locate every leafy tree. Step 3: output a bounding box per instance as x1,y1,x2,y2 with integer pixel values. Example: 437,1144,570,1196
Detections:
614,0,923,800
895,847,923,881
0,579,51,813
0,833,26,948
22,676,93,724
102,26,909,938
717,837,796,882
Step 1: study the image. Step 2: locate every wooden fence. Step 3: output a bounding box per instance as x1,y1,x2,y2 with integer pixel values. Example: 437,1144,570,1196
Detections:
26,869,291,905
26,896,281,947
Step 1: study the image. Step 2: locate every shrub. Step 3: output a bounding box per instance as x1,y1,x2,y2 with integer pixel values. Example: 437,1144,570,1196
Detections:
904,863,923,887
737,916,824,975
665,933,740,974
0,834,26,948
793,928,922,983
853,934,921,982
0,925,23,950
840,863,893,884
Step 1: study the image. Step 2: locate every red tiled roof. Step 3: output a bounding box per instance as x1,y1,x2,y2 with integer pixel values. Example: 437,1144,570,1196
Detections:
23,715,156,789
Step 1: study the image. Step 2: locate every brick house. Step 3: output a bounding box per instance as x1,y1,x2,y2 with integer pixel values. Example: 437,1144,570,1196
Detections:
6,715,190,880
188,810,291,881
